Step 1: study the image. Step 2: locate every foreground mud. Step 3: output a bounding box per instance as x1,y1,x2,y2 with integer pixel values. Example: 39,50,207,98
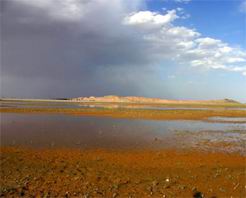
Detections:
1,147,245,198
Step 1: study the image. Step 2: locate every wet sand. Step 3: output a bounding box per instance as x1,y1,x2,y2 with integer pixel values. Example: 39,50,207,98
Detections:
1,147,245,198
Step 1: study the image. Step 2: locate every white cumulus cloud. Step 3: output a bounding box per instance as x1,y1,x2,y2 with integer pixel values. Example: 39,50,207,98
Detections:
2,0,246,98
123,9,246,76
124,10,178,27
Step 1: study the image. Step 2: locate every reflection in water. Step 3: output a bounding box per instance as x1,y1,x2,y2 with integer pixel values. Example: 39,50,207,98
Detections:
1,113,245,153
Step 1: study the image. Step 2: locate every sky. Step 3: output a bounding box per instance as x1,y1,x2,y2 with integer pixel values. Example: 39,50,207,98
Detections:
1,0,246,102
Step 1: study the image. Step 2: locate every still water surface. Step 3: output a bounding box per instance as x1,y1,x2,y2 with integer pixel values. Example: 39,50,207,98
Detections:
1,101,246,111
1,113,245,153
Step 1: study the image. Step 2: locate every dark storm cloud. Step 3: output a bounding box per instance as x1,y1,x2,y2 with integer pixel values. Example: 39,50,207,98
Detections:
1,0,154,98
1,0,246,100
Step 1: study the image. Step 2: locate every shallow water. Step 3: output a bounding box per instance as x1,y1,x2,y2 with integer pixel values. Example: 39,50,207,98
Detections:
0,101,80,109
208,116,246,122
1,113,245,153
2,101,246,111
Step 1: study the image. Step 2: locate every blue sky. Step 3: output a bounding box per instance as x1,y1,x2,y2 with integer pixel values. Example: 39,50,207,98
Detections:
2,0,246,102
143,0,246,102
146,0,245,47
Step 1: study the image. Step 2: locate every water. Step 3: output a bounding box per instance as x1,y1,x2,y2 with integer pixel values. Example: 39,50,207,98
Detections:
0,101,81,109
1,113,245,153
208,116,246,122
1,100,246,153
2,100,246,111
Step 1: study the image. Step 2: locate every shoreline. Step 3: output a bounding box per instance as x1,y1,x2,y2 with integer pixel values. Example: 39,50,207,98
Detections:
1,101,245,197
1,107,246,123
1,98,246,108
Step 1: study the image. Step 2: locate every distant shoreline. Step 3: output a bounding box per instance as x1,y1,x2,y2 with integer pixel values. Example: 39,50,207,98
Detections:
1,95,244,106
0,98,72,103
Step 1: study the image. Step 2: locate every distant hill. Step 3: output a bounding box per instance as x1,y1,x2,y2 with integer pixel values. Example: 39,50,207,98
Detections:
70,95,241,105
222,98,240,104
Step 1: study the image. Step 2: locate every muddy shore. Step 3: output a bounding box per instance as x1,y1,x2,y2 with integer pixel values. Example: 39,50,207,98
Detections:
1,101,246,197
1,147,245,198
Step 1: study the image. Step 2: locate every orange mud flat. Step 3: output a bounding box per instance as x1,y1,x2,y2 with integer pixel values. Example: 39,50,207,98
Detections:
0,147,245,198
1,107,246,122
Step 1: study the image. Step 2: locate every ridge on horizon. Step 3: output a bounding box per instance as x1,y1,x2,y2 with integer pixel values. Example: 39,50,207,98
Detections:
0,96,242,104
71,95,241,104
